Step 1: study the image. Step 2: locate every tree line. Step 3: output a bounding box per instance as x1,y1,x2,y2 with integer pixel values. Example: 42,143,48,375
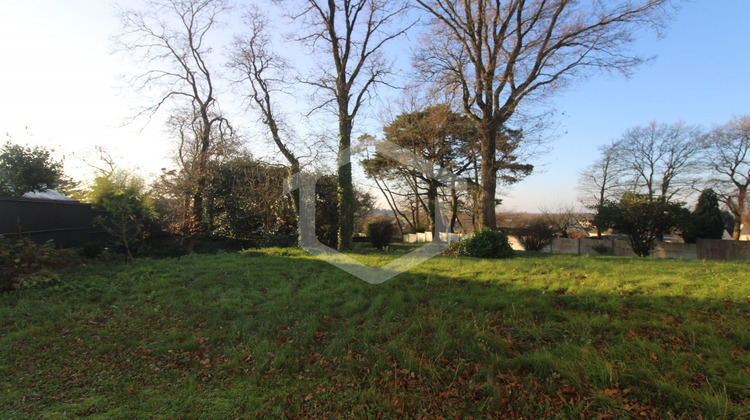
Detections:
3,0,677,254
578,117,750,255
107,0,672,252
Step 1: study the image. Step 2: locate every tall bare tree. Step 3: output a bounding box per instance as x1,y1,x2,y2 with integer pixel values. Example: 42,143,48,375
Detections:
707,116,750,240
230,7,304,230
578,143,623,207
231,7,300,179
116,0,232,252
289,0,412,250
414,0,672,229
577,143,624,237
616,121,703,201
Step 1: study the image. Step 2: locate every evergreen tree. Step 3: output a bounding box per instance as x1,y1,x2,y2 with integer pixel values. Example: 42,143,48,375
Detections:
681,189,725,243
0,142,66,197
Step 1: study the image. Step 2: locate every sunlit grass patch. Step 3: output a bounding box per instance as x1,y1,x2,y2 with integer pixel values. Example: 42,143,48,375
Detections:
0,248,748,417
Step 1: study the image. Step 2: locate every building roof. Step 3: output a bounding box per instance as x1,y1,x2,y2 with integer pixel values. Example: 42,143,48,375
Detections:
21,189,75,202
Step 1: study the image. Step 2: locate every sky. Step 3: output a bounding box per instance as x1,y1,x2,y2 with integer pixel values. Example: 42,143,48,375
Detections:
1,0,749,212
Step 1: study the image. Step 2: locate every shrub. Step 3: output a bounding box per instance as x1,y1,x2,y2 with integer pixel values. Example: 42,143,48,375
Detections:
459,229,514,259
519,221,555,251
14,270,60,290
603,193,686,257
80,241,106,259
366,217,396,249
0,237,78,292
148,239,184,259
440,240,463,257
259,231,297,248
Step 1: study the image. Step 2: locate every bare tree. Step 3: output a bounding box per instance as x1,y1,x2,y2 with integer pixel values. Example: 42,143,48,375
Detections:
116,0,232,252
159,108,239,243
616,121,704,201
229,6,305,234
578,143,624,215
289,0,412,250
231,7,300,179
414,0,672,229
706,116,750,240
539,202,590,238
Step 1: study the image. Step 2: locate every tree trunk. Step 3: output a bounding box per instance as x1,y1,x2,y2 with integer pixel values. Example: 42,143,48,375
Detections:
185,116,212,254
184,188,203,255
450,186,459,233
289,163,301,239
410,201,419,233
734,189,747,241
734,188,747,241
269,115,301,231
120,216,133,263
337,115,354,250
479,123,498,229
427,179,439,241
732,214,742,240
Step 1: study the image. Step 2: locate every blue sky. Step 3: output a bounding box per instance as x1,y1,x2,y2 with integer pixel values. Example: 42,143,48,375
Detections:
1,0,748,212
506,0,750,212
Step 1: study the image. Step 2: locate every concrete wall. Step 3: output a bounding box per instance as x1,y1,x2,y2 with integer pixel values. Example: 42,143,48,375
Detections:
548,237,750,261
549,237,580,254
580,238,614,256
403,232,750,261
652,242,698,260
612,240,639,258
697,238,750,261
401,233,750,261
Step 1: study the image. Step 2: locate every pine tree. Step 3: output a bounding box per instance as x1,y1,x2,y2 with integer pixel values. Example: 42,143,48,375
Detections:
682,189,725,243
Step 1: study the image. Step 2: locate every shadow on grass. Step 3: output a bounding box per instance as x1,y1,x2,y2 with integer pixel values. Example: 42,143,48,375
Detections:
1,249,748,418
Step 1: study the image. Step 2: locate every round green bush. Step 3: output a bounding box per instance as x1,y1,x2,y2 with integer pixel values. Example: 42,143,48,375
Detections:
459,229,514,259
366,217,396,249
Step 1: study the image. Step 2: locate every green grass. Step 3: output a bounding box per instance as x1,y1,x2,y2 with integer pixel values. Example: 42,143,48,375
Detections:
1,246,749,418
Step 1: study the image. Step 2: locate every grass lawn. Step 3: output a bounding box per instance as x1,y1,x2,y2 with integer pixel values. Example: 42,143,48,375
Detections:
1,245,749,418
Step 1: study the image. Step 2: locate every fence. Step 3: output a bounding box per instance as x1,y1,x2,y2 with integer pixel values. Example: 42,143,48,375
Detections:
0,197,110,246
548,237,750,261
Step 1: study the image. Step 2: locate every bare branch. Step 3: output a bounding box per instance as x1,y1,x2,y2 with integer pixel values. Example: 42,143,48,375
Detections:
414,0,674,228
705,115,750,240
286,0,415,249
115,0,232,251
